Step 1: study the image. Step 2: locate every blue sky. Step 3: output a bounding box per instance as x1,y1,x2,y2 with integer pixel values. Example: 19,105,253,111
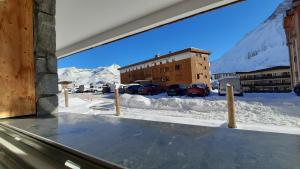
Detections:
58,0,284,69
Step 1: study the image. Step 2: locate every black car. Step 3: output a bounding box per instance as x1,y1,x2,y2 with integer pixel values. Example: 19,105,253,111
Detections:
102,84,111,93
125,84,141,94
294,83,300,96
167,84,188,96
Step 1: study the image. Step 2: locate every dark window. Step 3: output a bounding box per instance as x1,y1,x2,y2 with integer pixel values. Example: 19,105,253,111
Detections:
204,57,206,61
175,64,181,71
197,74,200,79
204,66,207,70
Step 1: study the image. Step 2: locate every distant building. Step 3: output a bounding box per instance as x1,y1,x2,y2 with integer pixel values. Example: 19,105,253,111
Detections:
119,48,211,87
236,66,292,93
284,0,300,88
212,73,237,80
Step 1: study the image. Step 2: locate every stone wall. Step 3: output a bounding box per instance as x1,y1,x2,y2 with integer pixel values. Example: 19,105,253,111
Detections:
34,0,58,116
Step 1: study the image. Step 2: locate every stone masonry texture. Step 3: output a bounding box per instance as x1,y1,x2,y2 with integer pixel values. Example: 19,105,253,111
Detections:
34,0,58,116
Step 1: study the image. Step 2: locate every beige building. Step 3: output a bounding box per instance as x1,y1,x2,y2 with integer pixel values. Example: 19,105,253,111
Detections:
284,0,300,88
119,48,211,87
237,66,292,93
212,73,237,80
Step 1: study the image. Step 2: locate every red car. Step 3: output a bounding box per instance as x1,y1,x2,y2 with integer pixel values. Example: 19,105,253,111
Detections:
187,83,210,97
138,84,164,95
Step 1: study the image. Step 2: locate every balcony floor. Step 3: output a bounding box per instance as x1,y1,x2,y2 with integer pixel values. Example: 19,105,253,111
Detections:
1,112,300,169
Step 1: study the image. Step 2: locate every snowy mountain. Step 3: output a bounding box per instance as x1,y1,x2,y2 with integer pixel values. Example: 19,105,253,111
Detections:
211,0,292,74
58,64,120,86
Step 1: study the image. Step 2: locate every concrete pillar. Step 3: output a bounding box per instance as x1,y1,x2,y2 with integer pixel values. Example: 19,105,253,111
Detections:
34,0,58,116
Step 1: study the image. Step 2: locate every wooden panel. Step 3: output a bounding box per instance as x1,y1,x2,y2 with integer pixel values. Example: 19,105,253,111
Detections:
0,0,35,118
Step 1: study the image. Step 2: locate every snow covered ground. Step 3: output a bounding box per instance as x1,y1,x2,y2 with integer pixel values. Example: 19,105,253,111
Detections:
58,92,300,135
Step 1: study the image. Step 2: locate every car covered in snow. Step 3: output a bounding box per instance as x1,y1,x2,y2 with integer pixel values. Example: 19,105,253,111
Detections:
294,83,300,96
166,84,188,96
187,83,210,97
218,77,243,96
138,84,164,95
125,84,142,94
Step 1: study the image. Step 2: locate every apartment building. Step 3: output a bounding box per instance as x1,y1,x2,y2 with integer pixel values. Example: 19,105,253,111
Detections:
284,0,300,88
119,48,211,87
212,73,237,80
236,66,292,93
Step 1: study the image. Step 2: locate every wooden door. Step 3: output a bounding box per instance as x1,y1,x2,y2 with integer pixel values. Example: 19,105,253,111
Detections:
0,0,36,118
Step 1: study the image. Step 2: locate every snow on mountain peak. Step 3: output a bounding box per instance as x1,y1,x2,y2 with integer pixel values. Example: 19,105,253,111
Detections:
58,64,120,86
211,0,292,74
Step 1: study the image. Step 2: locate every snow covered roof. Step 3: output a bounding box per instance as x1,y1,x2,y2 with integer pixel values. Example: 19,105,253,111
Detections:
56,0,241,58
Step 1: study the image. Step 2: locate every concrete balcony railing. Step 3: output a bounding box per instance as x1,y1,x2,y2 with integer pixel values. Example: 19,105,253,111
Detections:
240,75,291,81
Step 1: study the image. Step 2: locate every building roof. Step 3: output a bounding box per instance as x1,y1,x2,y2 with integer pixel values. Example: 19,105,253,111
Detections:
119,48,210,70
236,66,290,74
56,0,241,58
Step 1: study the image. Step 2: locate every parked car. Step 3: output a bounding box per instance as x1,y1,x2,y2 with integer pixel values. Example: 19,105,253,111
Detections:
118,84,127,94
166,84,188,96
211,80,219,90
218,77,243,96
93,85,103,93
125,84,142,94
138,84,164,95
294,83,300,96
187,83,210,97
102,84,111,93
134,80,152,85
76,85,85,93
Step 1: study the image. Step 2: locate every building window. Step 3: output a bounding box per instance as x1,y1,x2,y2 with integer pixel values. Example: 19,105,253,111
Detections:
204,66,207,70
205,75,207,79
197,74,200,79
175,64,181,71
204,57,206,61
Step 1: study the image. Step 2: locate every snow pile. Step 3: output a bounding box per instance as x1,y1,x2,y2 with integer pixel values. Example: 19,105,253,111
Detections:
58,64,120,86
120,93,300,127
120,94,271,113
211,0,292,74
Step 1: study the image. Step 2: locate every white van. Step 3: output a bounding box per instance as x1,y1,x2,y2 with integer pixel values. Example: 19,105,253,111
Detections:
218,77,243,96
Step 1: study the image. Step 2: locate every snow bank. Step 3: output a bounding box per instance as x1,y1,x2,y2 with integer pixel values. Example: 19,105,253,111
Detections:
120,93,300,127
120,94,272,114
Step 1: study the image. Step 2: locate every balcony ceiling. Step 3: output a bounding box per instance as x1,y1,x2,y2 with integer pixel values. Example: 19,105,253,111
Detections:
56,0,240,58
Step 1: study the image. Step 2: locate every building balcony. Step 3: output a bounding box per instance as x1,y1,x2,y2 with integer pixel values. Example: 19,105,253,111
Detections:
242,83,291,87
240,75,291,81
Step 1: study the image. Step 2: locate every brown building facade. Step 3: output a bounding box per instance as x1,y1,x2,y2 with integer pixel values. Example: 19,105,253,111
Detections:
119,48,211,87
284,0,300,88
237,66,292,93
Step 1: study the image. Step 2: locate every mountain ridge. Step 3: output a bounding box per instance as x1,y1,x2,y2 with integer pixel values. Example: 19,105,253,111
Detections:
58,64,120,86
